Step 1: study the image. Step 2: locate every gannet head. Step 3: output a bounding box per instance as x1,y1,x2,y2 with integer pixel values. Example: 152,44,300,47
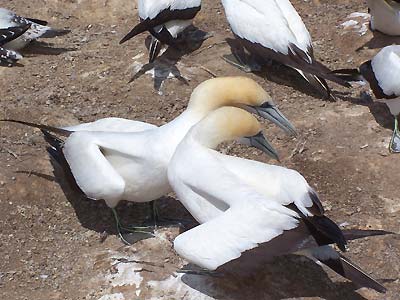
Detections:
191,107,279,161
187,76,296,136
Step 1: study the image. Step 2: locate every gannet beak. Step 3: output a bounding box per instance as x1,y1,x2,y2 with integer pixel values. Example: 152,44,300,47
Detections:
251,102,297,136
239,132,280,161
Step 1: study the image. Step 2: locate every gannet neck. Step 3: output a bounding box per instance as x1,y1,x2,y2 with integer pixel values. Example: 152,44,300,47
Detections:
190,107,261,149
187,77,271,115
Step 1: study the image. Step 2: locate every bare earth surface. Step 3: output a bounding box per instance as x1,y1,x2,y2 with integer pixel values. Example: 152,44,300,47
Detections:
0,0,399,299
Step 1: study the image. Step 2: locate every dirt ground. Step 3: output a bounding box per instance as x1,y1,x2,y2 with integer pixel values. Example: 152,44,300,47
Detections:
0,0,399,299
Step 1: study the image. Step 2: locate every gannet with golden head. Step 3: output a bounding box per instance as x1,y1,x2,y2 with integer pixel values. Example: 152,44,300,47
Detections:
168,107,388,293
120,0,201,63
2,77,295,243
220,0,351,99
367,0,400,36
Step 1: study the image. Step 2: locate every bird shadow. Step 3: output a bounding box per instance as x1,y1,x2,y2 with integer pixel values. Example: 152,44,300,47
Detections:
18,158,193,238
0,61,24,67
333,90,393,130
180,255,370,300
356,30,400,51
129,26,210,93
21,40,76,56
224,38,334,101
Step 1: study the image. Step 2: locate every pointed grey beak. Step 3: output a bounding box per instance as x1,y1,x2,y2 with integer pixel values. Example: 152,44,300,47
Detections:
251,102,297,136
239,132,280,161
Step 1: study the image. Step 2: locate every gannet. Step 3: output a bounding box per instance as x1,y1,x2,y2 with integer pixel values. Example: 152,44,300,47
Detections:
120,0,201,63
333,45,400,153
168,107,387,293
368,0,400,36
220,0,351,99
0,24,30,65
0,8,70,51
2,77,295,243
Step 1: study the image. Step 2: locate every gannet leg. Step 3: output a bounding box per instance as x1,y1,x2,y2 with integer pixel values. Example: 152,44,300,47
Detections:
111,208,155,245
222,46,261,73
389,115,400,153
147,201,185,229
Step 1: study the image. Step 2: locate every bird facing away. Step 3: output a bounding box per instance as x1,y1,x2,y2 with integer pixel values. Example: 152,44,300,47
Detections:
0,8,70,52
220,0,351,99
0,23,30,65
168,106,387,293
367,0,400,36
333,45,400,153
120,0,201,63
2,76,296,244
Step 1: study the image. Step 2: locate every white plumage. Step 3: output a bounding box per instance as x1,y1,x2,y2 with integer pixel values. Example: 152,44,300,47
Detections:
222,0,311,55
64,117,157,133
368,0,400,36
138,0,201,20
371,45,400,100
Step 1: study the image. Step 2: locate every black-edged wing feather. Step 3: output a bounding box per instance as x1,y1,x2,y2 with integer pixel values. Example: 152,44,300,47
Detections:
0,24,30,45
120,6,201,44
25,17,48,26
318,253,387,293
235,36,350,98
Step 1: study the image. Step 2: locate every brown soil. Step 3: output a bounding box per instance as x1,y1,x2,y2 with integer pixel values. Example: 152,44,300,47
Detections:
0,0,399,299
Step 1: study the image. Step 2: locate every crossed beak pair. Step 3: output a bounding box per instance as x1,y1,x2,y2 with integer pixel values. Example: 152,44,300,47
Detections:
242,101,297,160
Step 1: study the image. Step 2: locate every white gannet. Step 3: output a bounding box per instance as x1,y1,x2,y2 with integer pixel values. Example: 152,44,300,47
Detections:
220,0,351,99
368,0,400,36
333,45,400,153
0,23,30,65
168,107,387,293
2,77,295,243
0,8,70,52
120,0,201,63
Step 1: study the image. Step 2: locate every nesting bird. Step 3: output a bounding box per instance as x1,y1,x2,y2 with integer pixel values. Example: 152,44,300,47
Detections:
0,8,70,53
0,23,30,65
220,0,351,98
2,77,295,244
367,0,400,36
120,0,201,63
334,45,400,153
168,107,387,293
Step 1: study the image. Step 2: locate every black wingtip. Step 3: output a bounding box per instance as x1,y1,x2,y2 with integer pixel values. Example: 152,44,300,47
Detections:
330,68,364,82
1,119,71,136
343,229,395,241
120,24,144,45
305,215,347,252
319,255,387,293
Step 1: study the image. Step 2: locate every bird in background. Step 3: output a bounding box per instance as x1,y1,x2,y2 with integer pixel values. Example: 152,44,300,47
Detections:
0,23,30,65
367,0,400,36
0,8,70,53
120,0,202,63
168,106,389,293
2,77,296,244
220,0,351,99
333,45,400,153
